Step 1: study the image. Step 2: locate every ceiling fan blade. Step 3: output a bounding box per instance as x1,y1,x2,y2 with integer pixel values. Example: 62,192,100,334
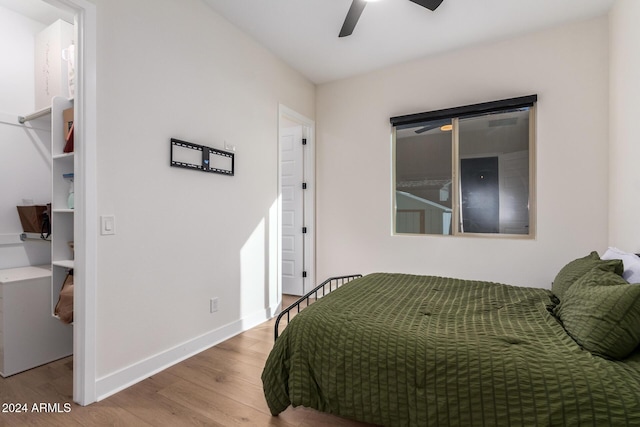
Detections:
414,119,449,134
407,0,444,11
414,124,439,134
339,0,367,38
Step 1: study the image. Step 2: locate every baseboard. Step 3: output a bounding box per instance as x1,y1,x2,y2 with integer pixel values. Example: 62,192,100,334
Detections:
94,306,276,401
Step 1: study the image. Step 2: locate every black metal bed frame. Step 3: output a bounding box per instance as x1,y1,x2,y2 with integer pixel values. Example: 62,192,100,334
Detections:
274,274,362,340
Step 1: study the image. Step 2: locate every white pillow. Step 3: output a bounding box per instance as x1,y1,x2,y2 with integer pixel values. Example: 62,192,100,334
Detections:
601,247,640,283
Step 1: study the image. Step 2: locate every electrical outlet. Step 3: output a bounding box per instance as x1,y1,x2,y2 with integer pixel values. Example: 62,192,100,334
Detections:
210,297,219,313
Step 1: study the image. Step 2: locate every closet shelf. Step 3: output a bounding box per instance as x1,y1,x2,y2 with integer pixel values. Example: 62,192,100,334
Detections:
51,313,73,324
53,152,74,160
52,260,74,269
52,209,74,214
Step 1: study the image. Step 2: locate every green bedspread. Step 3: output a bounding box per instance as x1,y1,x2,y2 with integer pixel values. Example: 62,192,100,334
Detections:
262,273,640,426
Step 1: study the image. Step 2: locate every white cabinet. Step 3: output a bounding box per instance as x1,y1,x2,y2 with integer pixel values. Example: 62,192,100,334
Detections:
0,266,73,377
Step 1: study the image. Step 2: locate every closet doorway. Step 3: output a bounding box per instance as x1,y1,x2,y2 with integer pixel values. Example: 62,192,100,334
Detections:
278,106,315,297
0,0,97,406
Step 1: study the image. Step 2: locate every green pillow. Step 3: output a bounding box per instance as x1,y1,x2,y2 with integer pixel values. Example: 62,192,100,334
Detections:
552,251,623,300
555,266,640,360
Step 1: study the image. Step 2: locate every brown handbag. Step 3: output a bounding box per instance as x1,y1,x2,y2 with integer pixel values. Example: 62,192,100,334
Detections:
16,204,51,239
54,270,74,324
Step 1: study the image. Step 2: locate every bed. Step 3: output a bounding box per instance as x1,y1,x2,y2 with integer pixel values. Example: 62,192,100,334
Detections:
261,251,640,426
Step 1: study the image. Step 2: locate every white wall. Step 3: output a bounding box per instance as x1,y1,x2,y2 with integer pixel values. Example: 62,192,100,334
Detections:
316,16,610,288
92,0,314,396
0,6,43,114
609,0,640,251
0,6,51,269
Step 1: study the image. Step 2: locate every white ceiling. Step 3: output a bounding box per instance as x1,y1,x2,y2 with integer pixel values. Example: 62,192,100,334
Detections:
202,0,615,84
0,0,73,25
0,0,615,84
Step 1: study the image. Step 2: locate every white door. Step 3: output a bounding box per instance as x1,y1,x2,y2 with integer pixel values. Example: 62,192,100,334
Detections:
280,125,305,295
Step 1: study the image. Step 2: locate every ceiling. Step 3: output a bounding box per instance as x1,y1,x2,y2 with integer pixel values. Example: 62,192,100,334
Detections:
0,0,73,25
0,0,615,84
202,0,615,84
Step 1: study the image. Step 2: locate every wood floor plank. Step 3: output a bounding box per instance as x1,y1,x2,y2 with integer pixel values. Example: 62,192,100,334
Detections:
105,374,217,426
0,412,84,427
169,348,265,388
158,378,295,427
0,295,377,426
168,357,273,416
66,404,152,427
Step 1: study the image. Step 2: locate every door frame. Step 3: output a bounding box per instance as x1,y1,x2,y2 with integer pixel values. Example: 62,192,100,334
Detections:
44,0,97,405
278,105,315,297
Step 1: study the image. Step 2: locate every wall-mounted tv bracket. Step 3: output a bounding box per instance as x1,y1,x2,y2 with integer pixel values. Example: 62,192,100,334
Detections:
170,138,234,176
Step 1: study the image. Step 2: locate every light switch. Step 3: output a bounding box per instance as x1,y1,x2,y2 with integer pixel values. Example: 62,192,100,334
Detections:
101,215,116,235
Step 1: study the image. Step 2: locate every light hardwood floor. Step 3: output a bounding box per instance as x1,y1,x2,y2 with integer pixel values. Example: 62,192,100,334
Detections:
0,296,377,426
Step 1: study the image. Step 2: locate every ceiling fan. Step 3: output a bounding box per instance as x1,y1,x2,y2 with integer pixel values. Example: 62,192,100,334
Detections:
339,0,444,37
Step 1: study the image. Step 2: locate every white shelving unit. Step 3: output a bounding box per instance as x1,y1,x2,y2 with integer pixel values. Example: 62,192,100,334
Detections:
50,96,75,317
15,97,75,323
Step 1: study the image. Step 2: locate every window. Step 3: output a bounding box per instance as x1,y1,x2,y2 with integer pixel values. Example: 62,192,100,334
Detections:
391,95,536,237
